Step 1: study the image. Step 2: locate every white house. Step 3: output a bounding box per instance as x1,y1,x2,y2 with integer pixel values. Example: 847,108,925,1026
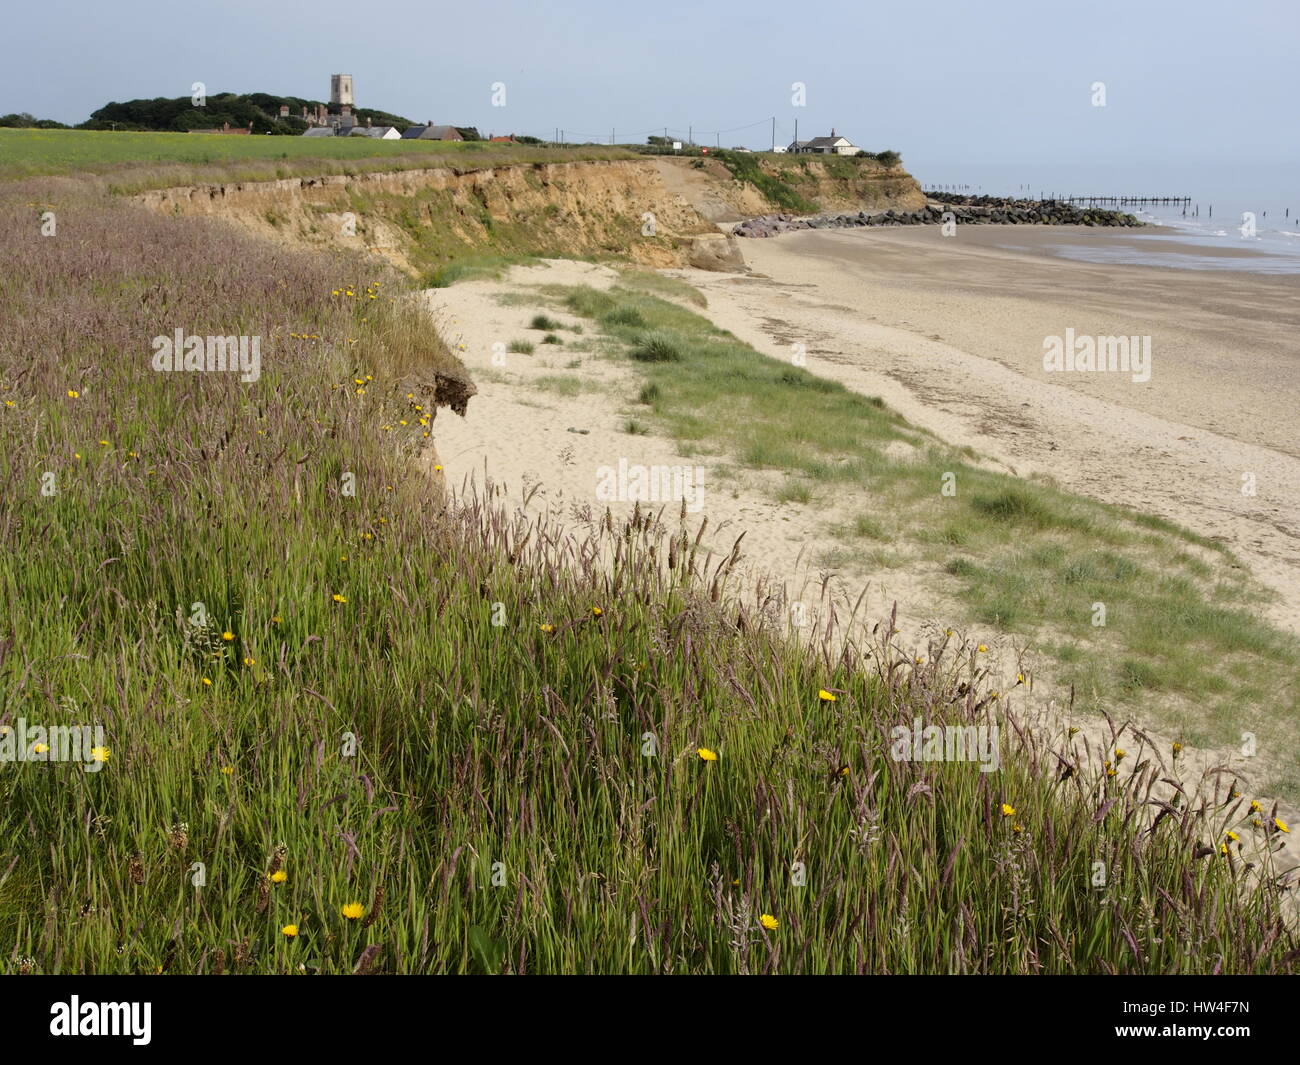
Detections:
787,128,859,155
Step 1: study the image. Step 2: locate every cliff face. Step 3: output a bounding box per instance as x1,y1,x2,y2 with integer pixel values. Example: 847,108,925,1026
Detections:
135,156,926,276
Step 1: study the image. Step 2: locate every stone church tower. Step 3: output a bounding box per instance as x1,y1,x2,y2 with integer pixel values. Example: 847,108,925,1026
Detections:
330,75,354,108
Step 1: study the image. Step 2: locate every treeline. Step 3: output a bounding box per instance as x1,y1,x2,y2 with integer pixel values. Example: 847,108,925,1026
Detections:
77,92,415,134
0,113,69,129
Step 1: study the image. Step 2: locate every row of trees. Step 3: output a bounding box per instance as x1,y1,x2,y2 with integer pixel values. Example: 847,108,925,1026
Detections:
76,93,416,135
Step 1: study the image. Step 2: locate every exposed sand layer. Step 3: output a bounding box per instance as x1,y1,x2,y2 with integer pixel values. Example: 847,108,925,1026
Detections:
679,225,1300,635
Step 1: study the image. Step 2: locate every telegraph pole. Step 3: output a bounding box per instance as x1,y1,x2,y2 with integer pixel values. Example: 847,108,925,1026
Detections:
771,116,775,152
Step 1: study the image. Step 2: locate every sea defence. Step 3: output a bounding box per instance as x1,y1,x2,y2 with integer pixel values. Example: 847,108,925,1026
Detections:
734,198,1141,237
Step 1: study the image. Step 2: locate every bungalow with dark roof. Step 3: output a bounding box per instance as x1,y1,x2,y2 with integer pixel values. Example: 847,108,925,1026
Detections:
400,123,463,141
786,128,858,155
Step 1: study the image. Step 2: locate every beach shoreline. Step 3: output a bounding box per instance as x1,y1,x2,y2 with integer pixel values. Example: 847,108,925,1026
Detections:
673,225,1300,635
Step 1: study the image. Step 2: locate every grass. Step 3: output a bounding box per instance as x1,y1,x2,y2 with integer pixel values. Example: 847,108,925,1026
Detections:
0,127,634,188
423,254,544,289
507,339,535,355
542,282,1300,783
1,176,1295,976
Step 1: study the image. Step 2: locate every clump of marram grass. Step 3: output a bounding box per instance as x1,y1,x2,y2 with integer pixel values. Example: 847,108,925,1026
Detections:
530,313,559,330
507,338,535,354
601,304,645,328
1,177,1295,976
542,333,561,345
630,331,682,363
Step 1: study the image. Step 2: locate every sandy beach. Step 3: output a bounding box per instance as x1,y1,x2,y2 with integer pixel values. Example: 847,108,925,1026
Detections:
676,224,1300,635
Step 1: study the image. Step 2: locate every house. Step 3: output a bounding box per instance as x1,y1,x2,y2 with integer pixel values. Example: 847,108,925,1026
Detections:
787,128,858,155
401,123,463,141
489,134,517,143
350,125,401,139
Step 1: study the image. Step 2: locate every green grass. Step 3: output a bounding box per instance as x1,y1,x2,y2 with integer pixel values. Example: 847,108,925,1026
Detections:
507,339,535,355
0,127,634,187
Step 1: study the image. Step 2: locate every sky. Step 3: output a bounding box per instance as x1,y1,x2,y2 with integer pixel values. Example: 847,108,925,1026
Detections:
7,0,1298,198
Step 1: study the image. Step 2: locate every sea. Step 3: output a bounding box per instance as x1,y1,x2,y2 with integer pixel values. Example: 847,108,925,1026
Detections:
922,172,1300,275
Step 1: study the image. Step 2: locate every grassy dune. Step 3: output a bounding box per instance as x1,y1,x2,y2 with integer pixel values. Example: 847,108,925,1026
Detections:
0,179,1296,974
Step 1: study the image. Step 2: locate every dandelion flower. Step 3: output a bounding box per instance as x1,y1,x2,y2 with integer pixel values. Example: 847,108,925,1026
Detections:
243,656,255,667
1000,803,1015,817
434,464,443,472
591,606,603,617
271,615,282,624
341,901,365,920
332,593,347,604
281,924,299,938
759,914,779,930
817,689,837,702
202,677,212,686
66,389,79,398
977,644,988,653
221,631,235,642
90,746,110,763
1250,800,1261,812
33,743,48,754
539,623,555,634
1012,822,1023,833
1225,831,1239,843
270,870,288,883
697,748,718,762
1276,818,1291,834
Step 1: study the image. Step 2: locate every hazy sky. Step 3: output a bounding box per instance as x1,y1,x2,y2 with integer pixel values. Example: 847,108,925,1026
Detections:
8,0,1297,196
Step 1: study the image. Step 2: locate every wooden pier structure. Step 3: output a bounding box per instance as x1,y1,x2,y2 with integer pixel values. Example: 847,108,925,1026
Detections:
1058,196,1192,207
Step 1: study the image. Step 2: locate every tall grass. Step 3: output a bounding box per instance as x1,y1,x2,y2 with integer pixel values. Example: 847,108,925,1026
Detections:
0,180,1295,975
